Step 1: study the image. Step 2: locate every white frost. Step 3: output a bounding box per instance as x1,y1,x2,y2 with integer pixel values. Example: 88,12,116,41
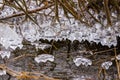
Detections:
34,54,54,63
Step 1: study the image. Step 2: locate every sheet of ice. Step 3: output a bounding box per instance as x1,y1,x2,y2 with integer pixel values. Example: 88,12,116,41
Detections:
34,54,54,63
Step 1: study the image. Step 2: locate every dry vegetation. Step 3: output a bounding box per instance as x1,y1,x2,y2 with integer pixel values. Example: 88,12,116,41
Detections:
0,0,119,26
0,0,120,80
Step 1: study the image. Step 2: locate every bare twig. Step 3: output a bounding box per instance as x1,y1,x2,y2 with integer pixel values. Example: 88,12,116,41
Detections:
0,4,54,20
114,47,120,79
104,0,112,26
9,54,35,61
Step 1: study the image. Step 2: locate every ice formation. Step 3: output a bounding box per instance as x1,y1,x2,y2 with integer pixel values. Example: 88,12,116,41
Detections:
73,56,92,67
101,61,113,70
116,54,120,60
31,42,52,50
0,50,11,59
73,76,91,80
0,23,23,50
34,54,54,63
1,21,118,50
0,70,6,75
0,0,119,50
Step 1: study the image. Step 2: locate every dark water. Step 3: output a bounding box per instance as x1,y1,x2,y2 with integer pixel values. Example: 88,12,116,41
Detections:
0,40,119,80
